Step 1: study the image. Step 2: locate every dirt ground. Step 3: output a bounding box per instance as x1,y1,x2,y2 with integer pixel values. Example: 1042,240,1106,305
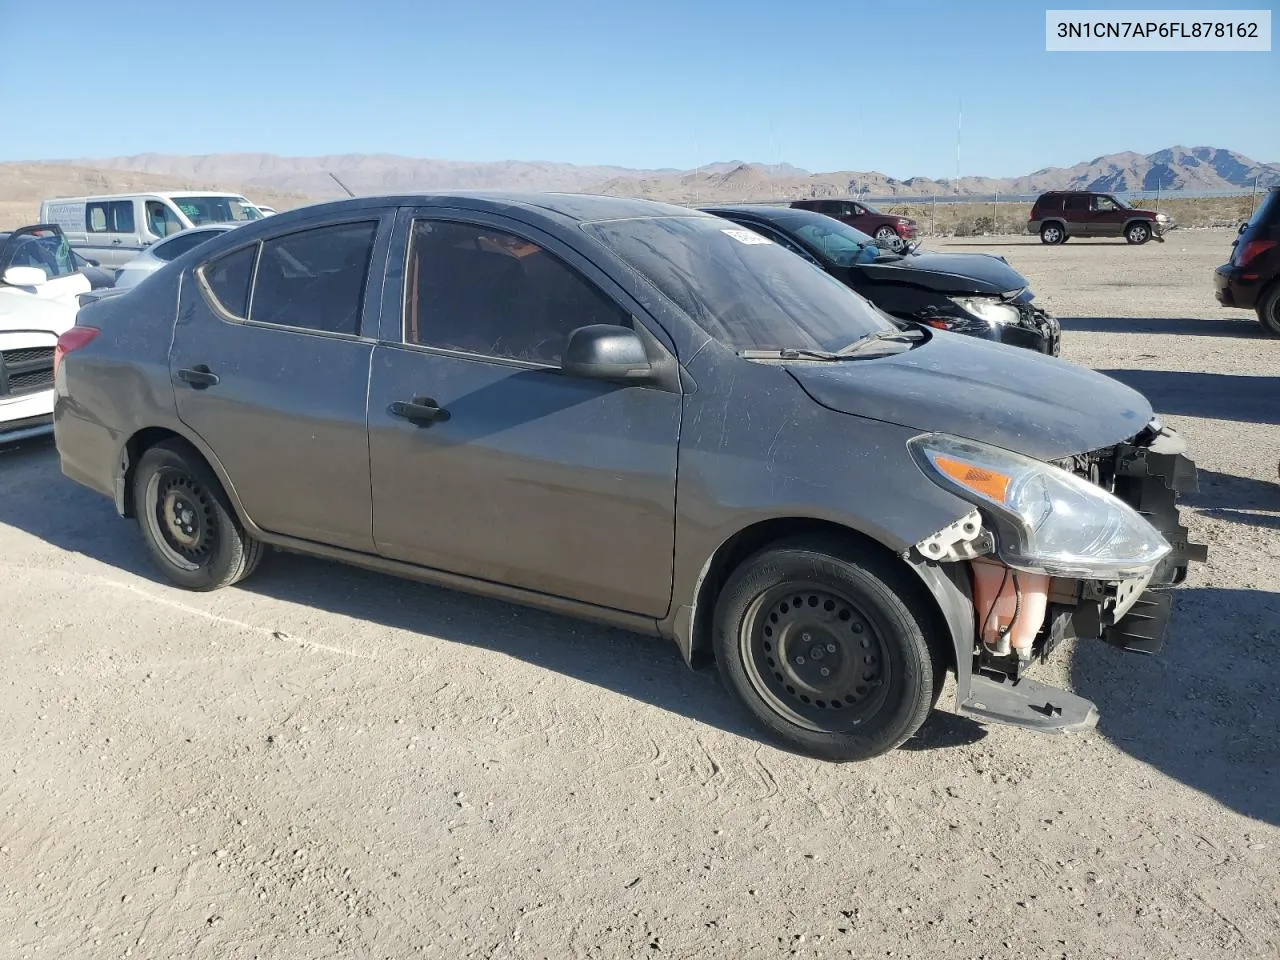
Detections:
2,229,1277,960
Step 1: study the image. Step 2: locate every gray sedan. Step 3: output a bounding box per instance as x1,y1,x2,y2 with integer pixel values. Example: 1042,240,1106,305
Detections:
112,224,239,289
53,193,1206,761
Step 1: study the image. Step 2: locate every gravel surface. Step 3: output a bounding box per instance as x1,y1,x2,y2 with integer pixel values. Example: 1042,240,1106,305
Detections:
2,229,1277,959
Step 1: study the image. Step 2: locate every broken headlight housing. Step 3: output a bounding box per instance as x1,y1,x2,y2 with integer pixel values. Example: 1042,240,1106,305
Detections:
948,296,1020,326
908,433,1171,579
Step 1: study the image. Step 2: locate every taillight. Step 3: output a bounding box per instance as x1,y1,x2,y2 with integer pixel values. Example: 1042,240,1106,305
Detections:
1234,239,1276,267
54,326,100,377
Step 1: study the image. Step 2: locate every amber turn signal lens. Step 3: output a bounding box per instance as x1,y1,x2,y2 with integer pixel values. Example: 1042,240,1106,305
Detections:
932,455,1011,503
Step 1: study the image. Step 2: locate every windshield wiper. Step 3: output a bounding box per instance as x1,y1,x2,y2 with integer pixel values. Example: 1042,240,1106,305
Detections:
738,347,846,361
835,327,926,356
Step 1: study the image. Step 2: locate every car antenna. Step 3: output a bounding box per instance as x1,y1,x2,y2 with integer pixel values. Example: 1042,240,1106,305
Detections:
328,172,356,198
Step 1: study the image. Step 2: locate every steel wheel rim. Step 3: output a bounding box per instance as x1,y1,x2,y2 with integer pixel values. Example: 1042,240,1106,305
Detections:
1044,226,1061,243
1131,224,1148,241
739,582,891,733
143,469,217,572
875,227,894,241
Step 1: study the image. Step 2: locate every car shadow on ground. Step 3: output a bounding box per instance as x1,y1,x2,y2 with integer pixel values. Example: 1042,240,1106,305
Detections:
1060,316,1263,338
0,441,976,757
1187,466,1280,530
1098,369,1280,426
1069,587,1280,826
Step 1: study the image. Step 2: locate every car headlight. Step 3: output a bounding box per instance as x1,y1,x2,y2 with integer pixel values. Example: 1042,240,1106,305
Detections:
948,296,1020,325
1155,213,1169,222
908,433,1171,579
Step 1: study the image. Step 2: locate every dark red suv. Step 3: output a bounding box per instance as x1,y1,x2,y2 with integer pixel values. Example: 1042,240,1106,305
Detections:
1215,185,1280,337
1028,191,1173,245
790,199,918,244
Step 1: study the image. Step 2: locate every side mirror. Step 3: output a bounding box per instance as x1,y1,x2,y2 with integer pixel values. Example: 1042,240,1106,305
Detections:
3,266,47,287
561,324,652,381
1238,222,1249,235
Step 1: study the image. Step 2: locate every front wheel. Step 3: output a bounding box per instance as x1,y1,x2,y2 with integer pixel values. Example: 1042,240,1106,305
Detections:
713,539,942,762
133,440,265,591
1125,221,1152,244
1258,284,1280,337
874,225,897,244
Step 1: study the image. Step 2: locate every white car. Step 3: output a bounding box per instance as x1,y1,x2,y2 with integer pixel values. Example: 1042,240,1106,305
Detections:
0,227,89,443
113,223,239,290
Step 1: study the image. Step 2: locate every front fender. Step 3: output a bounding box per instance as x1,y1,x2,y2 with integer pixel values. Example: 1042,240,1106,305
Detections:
904,555,976,706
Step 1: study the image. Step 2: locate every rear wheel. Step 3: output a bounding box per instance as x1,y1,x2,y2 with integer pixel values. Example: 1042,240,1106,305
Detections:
133,441,264,591
713,538,942,762
1258,284,1280,337
1125,221,1152,244
1040,223,1065,245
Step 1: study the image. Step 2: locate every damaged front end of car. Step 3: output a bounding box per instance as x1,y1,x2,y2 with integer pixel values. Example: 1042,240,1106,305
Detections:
906,419,1207,733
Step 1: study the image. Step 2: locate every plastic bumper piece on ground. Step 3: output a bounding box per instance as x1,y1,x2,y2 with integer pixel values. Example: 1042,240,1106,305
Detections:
959,669,1099,734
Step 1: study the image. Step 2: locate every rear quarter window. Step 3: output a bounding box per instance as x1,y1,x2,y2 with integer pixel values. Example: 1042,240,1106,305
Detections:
201,245,257,318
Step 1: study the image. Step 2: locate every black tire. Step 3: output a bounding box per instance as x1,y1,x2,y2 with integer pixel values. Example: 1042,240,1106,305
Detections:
1040,223,1065,245
1125,221,1152,245
133,440,264,591
1257,283,1280,338
712,537,943,762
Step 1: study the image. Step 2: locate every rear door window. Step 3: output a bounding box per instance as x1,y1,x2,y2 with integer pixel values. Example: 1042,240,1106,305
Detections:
87,201,136,233
248,221,378,335
1063,195,1088,213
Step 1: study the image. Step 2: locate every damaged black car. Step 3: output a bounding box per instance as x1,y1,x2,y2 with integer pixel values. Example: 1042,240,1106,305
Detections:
702,204,1061,355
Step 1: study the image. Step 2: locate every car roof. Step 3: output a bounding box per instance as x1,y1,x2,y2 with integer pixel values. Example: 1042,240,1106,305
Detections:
699,203,824,223
251,192,712,227
42,191,252,203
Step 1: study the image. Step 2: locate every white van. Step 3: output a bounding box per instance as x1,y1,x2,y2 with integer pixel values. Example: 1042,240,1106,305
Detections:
38,191,266,268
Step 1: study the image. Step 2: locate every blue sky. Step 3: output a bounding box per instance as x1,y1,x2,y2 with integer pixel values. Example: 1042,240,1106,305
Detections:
3,0,1276,176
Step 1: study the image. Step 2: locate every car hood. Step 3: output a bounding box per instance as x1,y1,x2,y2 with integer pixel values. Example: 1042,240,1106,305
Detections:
0,287,78,335
786,330,1153,461
852,251,1029,296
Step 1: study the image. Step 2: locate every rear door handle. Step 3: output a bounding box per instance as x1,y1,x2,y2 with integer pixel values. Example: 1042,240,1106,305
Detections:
177,365,219,388
389,397,450,426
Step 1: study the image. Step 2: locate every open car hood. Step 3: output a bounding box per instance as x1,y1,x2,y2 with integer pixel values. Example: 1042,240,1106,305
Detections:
786,330,1153,461
853,251,1030,296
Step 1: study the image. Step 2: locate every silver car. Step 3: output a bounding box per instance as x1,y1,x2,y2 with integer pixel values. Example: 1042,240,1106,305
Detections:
113,225,239,289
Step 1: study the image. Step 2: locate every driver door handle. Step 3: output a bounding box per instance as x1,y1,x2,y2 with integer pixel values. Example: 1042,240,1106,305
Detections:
390,397,450,426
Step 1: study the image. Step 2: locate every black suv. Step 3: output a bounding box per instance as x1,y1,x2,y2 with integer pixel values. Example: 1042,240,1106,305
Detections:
1215,186,1280,336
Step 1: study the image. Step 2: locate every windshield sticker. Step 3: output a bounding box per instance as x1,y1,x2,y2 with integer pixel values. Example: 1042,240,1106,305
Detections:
721,228,773,245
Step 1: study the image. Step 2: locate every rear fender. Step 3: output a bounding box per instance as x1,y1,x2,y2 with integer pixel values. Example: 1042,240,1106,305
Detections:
115,424,263,537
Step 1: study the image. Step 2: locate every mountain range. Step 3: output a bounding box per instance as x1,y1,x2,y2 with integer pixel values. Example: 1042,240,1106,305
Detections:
1,146,1276,222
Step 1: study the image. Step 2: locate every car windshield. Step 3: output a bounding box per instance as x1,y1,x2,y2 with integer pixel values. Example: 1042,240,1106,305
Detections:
582,215,896,352
860,202,881,214
172,196,264,225
1109,195,1131,209
0,229,78,280
790,218,877,267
